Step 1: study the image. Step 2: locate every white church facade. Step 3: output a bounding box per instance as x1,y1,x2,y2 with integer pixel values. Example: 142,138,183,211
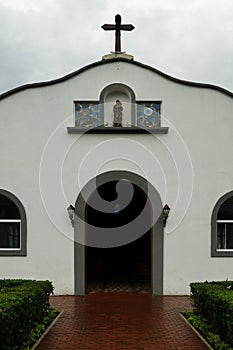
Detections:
1,19,233,295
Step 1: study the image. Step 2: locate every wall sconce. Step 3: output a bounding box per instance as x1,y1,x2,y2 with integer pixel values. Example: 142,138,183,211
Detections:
67,205,75,227
163,204,170,227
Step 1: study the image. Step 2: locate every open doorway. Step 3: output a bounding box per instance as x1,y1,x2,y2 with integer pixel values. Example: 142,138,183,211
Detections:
85,180,152,293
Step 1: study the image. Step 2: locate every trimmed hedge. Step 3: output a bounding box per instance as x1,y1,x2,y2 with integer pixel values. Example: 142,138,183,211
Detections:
190,281,233,347
183,311,233,350
0,279,54,350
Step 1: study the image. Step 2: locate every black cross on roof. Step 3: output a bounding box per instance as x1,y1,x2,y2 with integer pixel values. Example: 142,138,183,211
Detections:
102,14,135,53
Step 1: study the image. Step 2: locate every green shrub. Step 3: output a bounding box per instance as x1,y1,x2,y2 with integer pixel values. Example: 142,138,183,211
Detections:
22,307,59,350
183,311,233,350
0,279,54,350
190,281,233,346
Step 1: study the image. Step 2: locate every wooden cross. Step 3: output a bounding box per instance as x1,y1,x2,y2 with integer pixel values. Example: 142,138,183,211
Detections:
102,14,135,53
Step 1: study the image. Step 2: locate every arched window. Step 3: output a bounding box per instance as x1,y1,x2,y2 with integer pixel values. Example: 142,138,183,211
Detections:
0,190,27,256
211,191,233,257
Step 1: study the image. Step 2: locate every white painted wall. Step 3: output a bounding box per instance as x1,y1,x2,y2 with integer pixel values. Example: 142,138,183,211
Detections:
0,59,233,294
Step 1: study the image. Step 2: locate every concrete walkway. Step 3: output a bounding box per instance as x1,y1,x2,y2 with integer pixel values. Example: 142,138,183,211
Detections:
36,294,209,350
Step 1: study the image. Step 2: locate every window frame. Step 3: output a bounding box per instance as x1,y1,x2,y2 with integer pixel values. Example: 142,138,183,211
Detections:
0,190,27,256
211,191,233,257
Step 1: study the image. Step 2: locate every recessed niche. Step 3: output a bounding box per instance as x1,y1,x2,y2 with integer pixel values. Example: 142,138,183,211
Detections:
99,83,136,126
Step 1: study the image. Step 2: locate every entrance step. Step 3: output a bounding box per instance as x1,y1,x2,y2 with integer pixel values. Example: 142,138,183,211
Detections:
87,281,151,294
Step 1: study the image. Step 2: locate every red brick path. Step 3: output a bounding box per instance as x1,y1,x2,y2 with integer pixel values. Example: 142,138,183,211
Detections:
36,295,209,350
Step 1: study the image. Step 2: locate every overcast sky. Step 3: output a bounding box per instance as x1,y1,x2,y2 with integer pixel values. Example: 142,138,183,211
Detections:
0,0,232,94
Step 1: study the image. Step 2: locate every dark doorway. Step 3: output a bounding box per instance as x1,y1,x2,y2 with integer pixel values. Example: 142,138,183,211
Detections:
85,180,152,293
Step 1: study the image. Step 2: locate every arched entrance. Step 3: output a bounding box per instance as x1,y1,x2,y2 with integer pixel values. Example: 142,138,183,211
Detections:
86,181,152,293
74,171,163,295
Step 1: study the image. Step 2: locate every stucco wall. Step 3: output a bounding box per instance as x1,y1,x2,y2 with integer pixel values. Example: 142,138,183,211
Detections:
0,59,232,294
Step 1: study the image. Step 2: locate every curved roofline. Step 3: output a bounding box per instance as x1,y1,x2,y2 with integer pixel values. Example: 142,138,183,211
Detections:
0,58,232,100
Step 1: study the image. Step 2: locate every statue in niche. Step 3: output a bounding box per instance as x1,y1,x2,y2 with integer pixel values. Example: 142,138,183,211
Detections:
113,99,123,127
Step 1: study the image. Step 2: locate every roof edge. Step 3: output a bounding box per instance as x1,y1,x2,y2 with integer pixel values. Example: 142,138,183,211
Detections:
0,58,232,100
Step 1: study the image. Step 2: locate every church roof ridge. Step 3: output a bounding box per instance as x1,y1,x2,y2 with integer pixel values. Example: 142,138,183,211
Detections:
0,58,232,100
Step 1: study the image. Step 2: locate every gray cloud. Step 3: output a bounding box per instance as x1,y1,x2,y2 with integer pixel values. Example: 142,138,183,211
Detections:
0,0,232,93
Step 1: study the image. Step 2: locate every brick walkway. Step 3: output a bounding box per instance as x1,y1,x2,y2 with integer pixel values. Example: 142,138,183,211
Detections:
36,294,209,350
